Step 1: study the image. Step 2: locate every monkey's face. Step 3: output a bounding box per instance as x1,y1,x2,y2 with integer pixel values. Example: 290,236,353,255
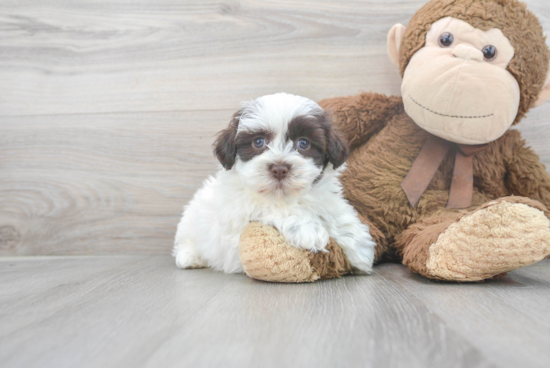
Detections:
401,17,520,145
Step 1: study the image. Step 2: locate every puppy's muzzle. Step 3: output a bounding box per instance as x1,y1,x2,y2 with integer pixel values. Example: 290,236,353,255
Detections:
269,164,291,181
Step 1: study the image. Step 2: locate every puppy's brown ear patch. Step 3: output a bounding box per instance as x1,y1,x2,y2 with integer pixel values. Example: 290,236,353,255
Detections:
323,112,349,169
213,110,241,170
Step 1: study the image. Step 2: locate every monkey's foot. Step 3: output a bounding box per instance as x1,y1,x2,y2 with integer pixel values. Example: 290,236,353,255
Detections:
426,197,550,281
239,222,352,283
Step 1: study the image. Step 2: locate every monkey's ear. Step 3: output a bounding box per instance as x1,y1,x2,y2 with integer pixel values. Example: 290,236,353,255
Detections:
534,62,550,107
213,111,241,170
387,24,406,68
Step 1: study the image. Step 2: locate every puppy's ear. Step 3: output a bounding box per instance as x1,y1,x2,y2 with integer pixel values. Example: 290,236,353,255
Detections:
213,110,241,170
323,112,349,169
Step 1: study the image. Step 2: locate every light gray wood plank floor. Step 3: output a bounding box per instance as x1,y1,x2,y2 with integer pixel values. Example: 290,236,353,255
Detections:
1,256,550,368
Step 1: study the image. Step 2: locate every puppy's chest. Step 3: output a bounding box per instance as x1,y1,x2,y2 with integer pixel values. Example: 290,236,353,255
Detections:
257,200,320,218
242,194,327,225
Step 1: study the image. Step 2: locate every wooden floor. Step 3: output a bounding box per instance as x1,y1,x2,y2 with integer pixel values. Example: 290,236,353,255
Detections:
1,256,550,368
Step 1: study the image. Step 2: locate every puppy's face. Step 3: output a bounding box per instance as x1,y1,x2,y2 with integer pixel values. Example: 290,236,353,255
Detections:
213,93,349,197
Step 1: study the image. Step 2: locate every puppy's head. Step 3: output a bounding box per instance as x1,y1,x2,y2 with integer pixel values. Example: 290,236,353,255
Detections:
213,93,349,197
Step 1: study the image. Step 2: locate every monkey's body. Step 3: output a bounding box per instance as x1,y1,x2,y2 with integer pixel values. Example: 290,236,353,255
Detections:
238,0,550,282
319,92,550,280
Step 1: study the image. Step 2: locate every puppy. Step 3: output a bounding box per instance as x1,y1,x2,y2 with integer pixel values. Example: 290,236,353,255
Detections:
173,93,375,274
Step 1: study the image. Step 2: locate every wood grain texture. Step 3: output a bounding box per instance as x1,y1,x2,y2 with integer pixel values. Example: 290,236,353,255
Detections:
0,0,547,115
0,0,409,116
0,111,231,255
0,0,549,255
1,256,550,368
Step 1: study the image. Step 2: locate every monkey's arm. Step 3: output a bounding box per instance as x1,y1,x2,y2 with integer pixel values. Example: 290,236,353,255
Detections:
319,93,403,151
503,131,550,209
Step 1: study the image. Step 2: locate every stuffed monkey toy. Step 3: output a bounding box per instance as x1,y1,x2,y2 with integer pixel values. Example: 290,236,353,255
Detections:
239,0,550,282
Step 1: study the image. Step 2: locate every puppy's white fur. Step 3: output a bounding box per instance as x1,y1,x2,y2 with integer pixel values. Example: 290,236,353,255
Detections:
173,93,375,274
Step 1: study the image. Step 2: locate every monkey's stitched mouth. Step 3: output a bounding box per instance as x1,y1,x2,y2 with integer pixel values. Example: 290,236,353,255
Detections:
409,96,493,119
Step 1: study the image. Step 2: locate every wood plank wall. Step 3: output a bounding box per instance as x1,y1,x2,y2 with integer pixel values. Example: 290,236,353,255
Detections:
1,0,549,255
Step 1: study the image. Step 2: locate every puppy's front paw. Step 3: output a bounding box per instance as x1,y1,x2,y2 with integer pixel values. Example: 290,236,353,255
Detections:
277,219,330,252
330,222,375,274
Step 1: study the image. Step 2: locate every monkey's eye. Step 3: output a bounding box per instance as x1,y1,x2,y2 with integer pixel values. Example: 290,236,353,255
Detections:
482,45,497,61
253,137,265,148
438,32,454,47
297,138,310,150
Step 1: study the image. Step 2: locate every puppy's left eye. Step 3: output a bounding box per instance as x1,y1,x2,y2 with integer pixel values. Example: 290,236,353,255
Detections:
253,137,265,148
297,138,310,150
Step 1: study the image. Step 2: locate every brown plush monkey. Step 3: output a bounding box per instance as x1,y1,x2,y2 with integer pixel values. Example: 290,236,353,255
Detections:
239,0,550,282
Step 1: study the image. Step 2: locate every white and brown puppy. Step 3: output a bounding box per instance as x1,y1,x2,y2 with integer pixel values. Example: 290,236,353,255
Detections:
173,93,375,274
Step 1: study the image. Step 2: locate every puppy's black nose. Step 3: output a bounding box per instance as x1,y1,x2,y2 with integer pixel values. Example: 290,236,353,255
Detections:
270,164,290,180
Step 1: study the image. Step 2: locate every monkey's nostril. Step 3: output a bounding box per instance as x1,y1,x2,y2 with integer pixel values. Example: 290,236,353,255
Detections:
451,44,484,62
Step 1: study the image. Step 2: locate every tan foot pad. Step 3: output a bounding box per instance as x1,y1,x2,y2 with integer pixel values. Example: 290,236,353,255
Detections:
427,200,550,281
239,222,351,283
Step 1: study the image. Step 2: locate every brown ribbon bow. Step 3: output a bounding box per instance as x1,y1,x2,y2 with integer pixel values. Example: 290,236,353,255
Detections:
401,134,488,209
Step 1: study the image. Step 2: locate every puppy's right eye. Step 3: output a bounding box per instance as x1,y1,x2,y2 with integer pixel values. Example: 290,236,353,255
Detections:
253,137,265,148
